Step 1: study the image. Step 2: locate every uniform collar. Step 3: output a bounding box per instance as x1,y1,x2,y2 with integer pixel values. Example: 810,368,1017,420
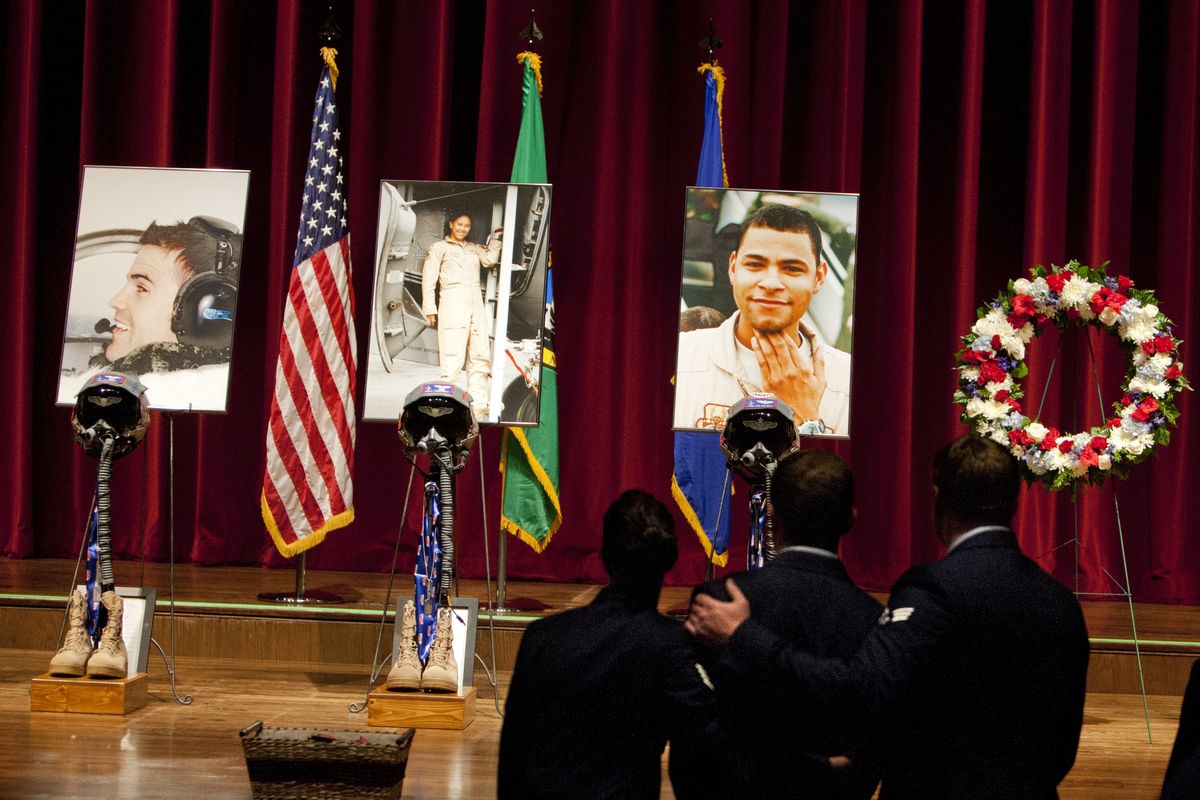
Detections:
947,525,1013,553
770,547,853,582
775,544,839,560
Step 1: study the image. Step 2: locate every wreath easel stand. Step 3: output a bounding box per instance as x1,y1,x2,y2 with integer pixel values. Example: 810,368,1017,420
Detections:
1031,328,1151,742
956,261,1190,744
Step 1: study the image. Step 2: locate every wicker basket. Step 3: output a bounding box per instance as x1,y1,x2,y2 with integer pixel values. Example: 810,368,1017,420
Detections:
239,721,415,800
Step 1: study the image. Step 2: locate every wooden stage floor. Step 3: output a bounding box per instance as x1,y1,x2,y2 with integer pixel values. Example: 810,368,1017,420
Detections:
0,648,1185,799
0,557,1195,798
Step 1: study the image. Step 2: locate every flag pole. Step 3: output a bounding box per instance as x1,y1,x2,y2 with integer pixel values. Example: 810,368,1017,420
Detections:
492,13,551,614
259,3,355,604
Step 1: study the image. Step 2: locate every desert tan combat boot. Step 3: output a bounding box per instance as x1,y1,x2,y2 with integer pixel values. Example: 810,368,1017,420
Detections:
48,589,93,677
384,600,422,691
85,591,127,679
421,606,458,693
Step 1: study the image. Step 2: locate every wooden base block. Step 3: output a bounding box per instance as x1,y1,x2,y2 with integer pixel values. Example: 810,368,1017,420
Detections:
367,684,476,730
30,672,149,715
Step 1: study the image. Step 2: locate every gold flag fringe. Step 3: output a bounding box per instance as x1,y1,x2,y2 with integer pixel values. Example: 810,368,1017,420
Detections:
321,46,340,91
517,51,544,96
696,62,729,188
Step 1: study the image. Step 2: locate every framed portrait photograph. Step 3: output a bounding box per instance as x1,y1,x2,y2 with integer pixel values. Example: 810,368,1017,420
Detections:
364,180,552,427
673,187,859,437
56,166,251,413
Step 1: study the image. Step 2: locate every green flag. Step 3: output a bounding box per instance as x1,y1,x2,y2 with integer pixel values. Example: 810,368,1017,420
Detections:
500,52,562,551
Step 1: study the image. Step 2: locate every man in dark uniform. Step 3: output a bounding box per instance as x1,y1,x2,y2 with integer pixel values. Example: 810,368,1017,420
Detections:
498,490,714,799
686,435,1090,799
671,449,883,799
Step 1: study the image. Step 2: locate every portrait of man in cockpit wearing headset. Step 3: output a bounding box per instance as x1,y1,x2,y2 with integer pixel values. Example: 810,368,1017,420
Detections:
57,214,243,412
96,217,242,376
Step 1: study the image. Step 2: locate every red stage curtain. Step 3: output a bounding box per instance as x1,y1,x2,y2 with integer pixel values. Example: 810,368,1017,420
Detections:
1,1,1197,603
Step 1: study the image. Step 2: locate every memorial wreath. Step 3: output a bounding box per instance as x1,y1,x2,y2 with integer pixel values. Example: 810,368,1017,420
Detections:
954,261,1188,490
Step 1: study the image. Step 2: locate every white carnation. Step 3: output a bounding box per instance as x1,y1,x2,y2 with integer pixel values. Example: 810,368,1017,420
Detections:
1128,376,1169,398
973,308,1014,340
1046,450,1071,471
1060,275,1096,308
985,376,1014,394
1119,316,1158,344
967,398,1011,421
1151,353,1173,370
1110,426,1147,456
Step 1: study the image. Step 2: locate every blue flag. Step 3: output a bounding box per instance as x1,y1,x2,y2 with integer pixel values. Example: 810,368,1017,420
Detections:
671,63,733,567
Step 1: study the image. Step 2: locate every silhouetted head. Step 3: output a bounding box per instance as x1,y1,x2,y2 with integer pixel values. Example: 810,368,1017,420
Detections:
601,489,678,588
932,435,1020,544
772,449,855,552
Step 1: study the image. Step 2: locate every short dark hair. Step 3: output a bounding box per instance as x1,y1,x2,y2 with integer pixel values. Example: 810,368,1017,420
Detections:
601,490,678,584
140,221,214,278
736,204,823,264
771,449,854,551
933,435,1020,527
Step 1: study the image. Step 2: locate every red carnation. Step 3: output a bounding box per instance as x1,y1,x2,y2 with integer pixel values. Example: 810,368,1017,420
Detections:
1040,434,1057,451
979,361,1007,384
962,350,988,365
1106,293,1127,311
1089,436,1108,452
1108,418,1121,428
1121,394,1133,406
1079,448,1099,468
1011,294,1035,317
995,390,1010,402
1058,440,1074,454
1166,364,1182,380
1046,272,1070,293
1141,341,1157,355
1117,275,1134,293
1155,335,1174,353
1131,398,1159,423
1088,288,1111,316
991,335,1002,351
1008,430,1033,448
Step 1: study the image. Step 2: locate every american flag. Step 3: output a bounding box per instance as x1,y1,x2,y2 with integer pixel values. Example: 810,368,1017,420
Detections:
261,62,358,556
